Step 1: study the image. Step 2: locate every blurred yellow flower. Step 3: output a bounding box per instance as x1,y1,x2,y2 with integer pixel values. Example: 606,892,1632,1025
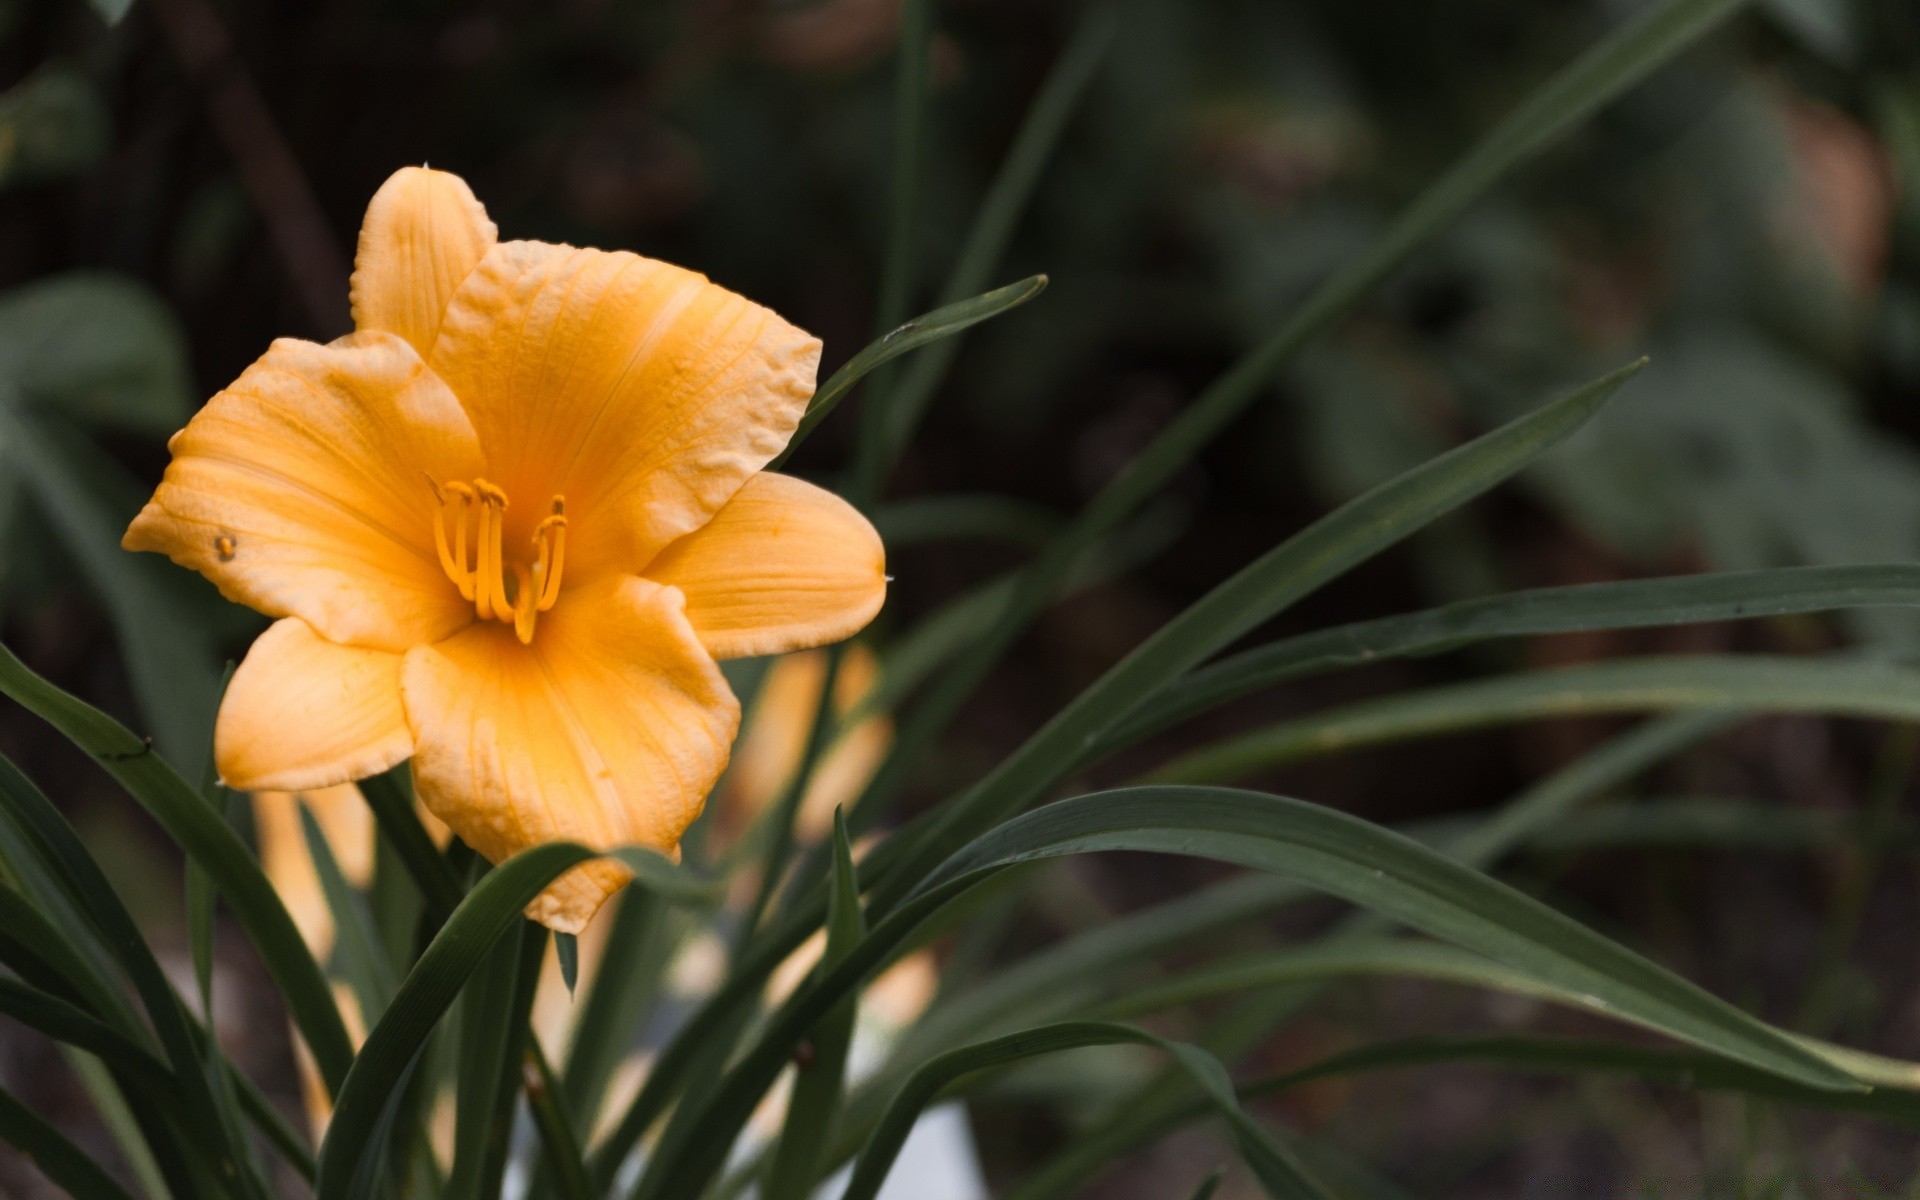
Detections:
721,644,893,845
126,167,886,931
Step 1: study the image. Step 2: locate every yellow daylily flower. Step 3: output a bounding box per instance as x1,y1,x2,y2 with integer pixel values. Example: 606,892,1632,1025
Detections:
127,166,887,932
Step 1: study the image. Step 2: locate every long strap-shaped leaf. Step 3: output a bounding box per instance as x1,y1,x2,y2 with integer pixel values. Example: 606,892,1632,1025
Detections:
771,276,1048,471
0,638,356,1096
841,0,1752,846
1148,655,1920,785
314,842,713,1199
1088,937,1920,1090
630,781,1860,1200
0,757,268,1198
866,361,1641,911
843,1021,1332,1200
0,1082,142,1200
1106,564,1920,750
912,789,1858,1088
610,0,1756,1177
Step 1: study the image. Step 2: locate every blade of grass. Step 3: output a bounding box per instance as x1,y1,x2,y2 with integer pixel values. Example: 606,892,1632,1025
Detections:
447,918,546,1200
907,787,1858,1089
763,812,866,1200
0,409,221,765
314,842,710,1199
771,276,1048,471
843,1022,1331,1200
870,6,1117,473
0,1082,142,1200
841,0,1754,852
1247,1035,1920,1122
632,772,1858,1198
186,663,238,1015
0,757,268,1199
850,0,936,497
1148,655,1920,785
300,802,399,1018
867,362,1643,913
999,714,1737,1200
1104,564,1920,751
524,1038,593,1200
0,639,355,1096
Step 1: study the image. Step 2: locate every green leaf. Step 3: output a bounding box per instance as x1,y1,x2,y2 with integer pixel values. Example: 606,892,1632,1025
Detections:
870,362,1644,910
1190,1171,1227,1200
1088,936,1920,1089
0,974,171,1089
557,888,675,1132
763,811,866,1200
0,755,268,1200
359,766,465,919
842,1022,1332,1200
0,273,194,433
299,802,400,1018
0,67,111,189
1244,1035,1920,1125
315,842,710,1199
524,1039,593,1200
912,788,1858,1090
0,637,355,1098
186,662,239,1016
0,412,223,765
555,933,579,996
868,6,1116,474
992,714,1739,1200
0,1082,141,1200
1149,655,1920,785
769,275,1048,470
1109,563,1920,750
841,0,1753,859
447,918,545,1200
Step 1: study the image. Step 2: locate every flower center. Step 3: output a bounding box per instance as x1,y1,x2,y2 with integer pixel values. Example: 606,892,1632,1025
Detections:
428,477,566,643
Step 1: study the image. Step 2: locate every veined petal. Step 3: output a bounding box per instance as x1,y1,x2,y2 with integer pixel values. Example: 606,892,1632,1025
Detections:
216,618,413,792
350,167,498,358
644,472,886,660
124,332,485,651
401,575,739,933
429,241,821,576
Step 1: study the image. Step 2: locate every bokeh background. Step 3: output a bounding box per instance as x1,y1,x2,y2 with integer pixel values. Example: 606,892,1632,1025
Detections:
4,0,1920,1194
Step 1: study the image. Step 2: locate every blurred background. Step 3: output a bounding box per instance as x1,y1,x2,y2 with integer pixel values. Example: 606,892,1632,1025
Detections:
3,0,1920,1194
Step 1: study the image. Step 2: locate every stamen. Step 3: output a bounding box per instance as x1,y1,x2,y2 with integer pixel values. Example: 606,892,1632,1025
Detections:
511,563,538,644
441,482,476,601
534,497,567,611
431,479,564,637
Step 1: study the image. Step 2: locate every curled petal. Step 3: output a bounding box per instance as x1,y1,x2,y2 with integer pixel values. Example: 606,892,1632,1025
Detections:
401,576,738,932
216,618,413,792
429,242,820,578
645,472,885,660
350,167,498,357
124,332,485,651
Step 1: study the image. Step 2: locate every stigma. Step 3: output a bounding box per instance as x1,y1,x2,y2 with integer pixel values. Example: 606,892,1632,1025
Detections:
429,477,566,643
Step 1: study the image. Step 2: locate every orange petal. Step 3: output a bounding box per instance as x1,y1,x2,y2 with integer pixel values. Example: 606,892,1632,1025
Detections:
644,472,885,660
401,576,739,933
350,167,498,358
124,332,485,651
252,782,375,959
216,618,413,792
429,241,820,578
